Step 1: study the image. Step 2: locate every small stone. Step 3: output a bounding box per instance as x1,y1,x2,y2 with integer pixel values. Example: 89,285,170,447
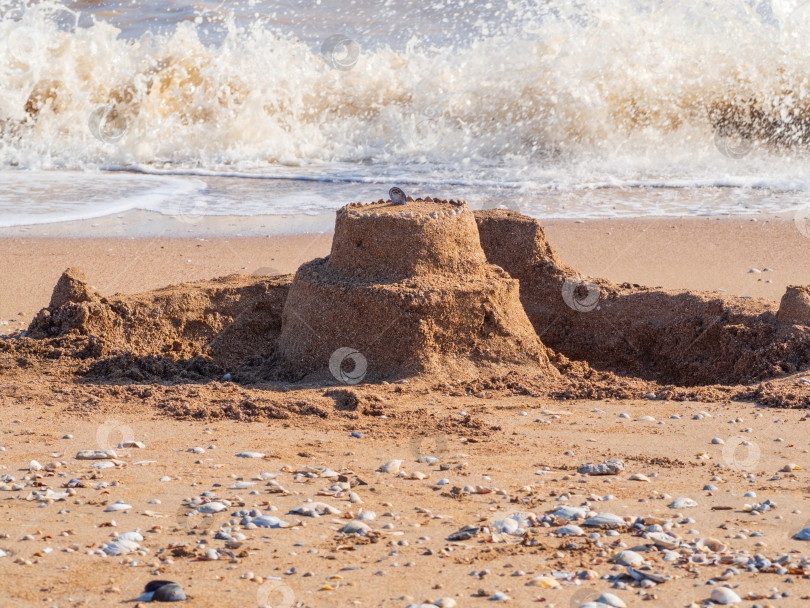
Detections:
668,497,698,509
711,438,725,444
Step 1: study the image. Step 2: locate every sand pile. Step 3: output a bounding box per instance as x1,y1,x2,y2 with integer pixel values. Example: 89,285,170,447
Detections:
27,272,290,376
12,206,810,393
276,198,554,381
474,209,810,386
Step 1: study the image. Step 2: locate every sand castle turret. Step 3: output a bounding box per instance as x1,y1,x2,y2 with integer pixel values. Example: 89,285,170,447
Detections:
276,197,554,380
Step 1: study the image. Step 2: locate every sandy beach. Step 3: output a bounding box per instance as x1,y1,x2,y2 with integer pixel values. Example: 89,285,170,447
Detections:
2,210,810,607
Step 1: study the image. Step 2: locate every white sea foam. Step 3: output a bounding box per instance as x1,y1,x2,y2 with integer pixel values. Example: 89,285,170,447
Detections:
2,0,810,225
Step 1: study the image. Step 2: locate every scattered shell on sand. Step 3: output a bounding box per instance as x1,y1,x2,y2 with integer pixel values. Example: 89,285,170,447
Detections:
668,497,698,509
235,452,265,458
710,587,742,604
76,449,117,460
104,501,132,512
377,459,403,473
612,550,646,566
290,502,341,517
578,458,625,475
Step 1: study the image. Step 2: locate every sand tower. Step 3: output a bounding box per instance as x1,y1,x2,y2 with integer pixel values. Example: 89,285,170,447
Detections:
276,197,555,380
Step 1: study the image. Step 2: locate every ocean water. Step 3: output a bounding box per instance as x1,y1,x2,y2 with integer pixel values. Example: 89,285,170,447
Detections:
3,0,810,227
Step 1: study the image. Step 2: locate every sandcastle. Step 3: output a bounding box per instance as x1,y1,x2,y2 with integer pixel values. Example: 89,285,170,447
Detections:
275,197,554,380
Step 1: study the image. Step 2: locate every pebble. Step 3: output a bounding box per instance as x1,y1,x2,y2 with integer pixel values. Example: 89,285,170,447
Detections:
557,524,585,536
491,591,510,601
793,527,810,541
104,501,132,512
711,438,725,444
578,459,625,476
595,593,627,608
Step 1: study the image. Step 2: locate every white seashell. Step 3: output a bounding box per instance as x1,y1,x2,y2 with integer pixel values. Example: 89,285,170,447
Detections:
29,460,43,471
556,524,584,536
554,505,589,520
118,441,145,449
235,452,265,458
629,473,650,482
251,515,292,528
104,501,132,512
198,502,227,514
647,531,680,549
377,460,402,474
595,593,627,607
669,497,698,509
290,502,341,517
229,481,255,489
355,511,376,521
612,550,645,566
583,513,625,528
102,538,140,555
76,450,117,460
710,587,741,604
116,531,144,542
341,520,371,535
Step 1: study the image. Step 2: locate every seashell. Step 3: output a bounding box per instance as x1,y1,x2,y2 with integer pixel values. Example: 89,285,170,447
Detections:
290,502,341,517
647,531,680,549
341,520,371,535
118,441,145,449
104,501,132,512
583,513,625,528
235,452,264,458
629,473,650,482
696,537,728,552
710,587,742,604
594,593,626,607
553,505,589,520
377,460,402,474
229,481,255,489
526,576,561,588
76,449,117,460
102,538,140,556
251,515,293,528
355,510,376,521
447,525,480,541
556,524,584,536
612,550,645,566
198,502,227,514
668,497,698,509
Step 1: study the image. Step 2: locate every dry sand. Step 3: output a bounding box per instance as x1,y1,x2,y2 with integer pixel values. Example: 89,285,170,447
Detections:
2,213,810,607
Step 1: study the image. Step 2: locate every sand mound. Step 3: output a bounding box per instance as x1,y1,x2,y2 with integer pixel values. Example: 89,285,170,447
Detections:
10,207,810,400
28,273,290,370
474,209,810,386
276,198,554,381
49,267,100,308
778,286,810,325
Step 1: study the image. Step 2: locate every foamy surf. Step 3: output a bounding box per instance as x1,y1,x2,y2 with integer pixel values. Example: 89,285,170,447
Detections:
3,0,810,225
